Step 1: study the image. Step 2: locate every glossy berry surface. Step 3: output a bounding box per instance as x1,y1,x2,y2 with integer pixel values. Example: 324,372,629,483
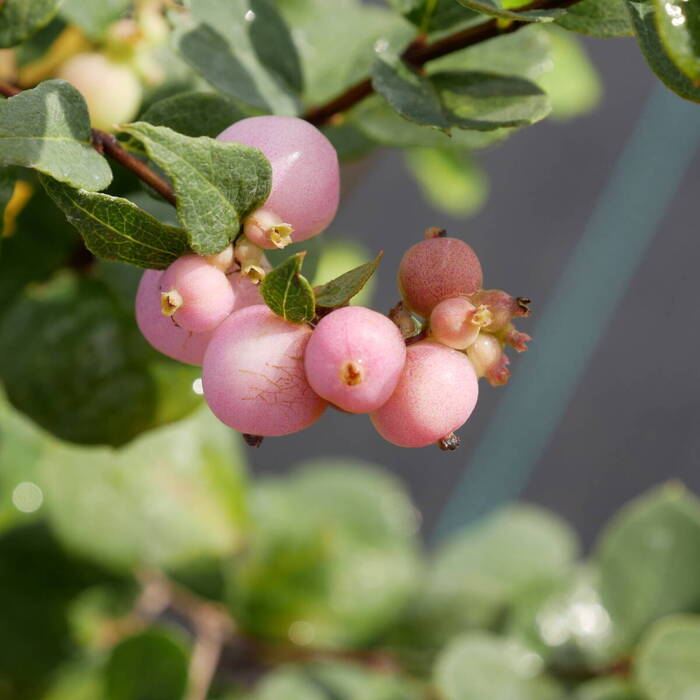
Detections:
160,255,235,333
216,116,339,248
202,305,326,436
135,269,213,366
370,341,478,448
304,307,406,414
398,237,483,318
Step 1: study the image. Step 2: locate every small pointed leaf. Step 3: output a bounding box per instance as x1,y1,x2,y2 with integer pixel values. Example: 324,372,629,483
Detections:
261,252,315,323
315,251,383,309
373,56,550,132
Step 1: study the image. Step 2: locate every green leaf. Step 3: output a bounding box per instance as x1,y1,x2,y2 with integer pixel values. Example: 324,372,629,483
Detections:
352,94,512,148
416,505,578,640
456,0,565,23
105,628,190,700
395,0,481,34
60,0,131,39
174,0,299,115
404,147,489,218
254,661,424,700
40,407,248,571
248,0,304,94
625,0,700,102
595,483,700,654
556,0,633,37
0,0,62,47
507,567,618,671
322,123,377,162
314,251,383,309
0,274,202,446
227,460,421,647
653,0,700,84
277,0,413,105
433,632,562,700
428,25,552,80
0,80,112,191
42,176,190,269
373,57,551,132
536,27,602,120
311,239,378,307
260,252,315,323
432,70,551,130
635,615,700,700
139,91,247,138
372,55,450,134
174,22,272,112
121,122,272,255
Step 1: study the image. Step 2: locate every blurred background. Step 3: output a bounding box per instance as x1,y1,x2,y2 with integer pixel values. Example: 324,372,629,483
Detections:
249,34,700,546
3,3,700,697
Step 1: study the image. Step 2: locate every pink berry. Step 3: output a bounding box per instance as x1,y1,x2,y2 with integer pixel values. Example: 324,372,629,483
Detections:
429,297,492,350
216,116,340,249
135,270,213,366
304,307,406,414
467,333,510,386
370,341,478,448
160,255,235,333
202,305,326,436
398,237,483,318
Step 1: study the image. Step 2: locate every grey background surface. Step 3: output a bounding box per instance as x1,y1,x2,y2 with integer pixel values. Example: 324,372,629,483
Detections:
248,35,700,546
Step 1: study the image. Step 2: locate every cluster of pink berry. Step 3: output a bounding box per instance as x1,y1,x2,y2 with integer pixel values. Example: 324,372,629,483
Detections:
135,116,531,449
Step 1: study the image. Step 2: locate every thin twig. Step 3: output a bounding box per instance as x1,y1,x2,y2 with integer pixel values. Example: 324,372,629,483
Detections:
304,0,586,125
91,130,176,204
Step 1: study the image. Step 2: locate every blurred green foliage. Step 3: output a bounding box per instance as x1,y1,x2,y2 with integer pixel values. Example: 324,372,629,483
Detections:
2,390,700,698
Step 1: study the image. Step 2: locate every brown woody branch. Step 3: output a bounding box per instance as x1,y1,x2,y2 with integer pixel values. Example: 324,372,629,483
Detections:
304,0,585,125
0,0,584,202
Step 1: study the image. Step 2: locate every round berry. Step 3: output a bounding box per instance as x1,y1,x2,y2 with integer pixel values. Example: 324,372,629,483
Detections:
202,305,326,436
466,333,510,386
216,116,339,249
56,53,142,131
135,270,213,366
398,237,483,318
370,341,478,448
304,307,406,414
429,297,492,350
160,255,235,333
